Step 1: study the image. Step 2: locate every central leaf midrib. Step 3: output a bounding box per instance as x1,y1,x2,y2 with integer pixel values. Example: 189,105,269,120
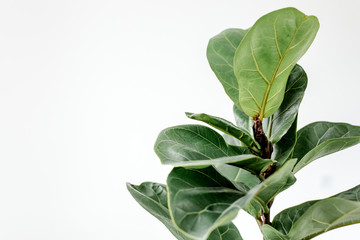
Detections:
259,16,307,120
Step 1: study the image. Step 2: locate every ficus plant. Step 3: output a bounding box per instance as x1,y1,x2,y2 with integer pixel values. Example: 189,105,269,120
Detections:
127,7,360,240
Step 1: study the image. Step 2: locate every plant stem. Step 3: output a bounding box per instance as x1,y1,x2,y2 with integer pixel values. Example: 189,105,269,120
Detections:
252,117,273,160
252,116,275,236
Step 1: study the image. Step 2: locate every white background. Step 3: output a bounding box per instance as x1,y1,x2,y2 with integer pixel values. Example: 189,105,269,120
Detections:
0,0,359,239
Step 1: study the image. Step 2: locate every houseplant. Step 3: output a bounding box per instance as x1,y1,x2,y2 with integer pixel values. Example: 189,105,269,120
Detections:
127,7,360,240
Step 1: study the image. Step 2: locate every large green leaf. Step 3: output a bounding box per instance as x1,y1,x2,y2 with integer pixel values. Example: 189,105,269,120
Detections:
207,28,247,108
255,159,297,207
154,124,273,174
166,162,297,240
272,184,360,240
272,116,298,167
266,65,307,143
213,164,263,218
234,8,319,119
185,112,260,151
167,167,259,240
272,200,318,236
292,122,360,173
127,182,243,240
213,148,297,213
127,182,191,240
217,133,264,219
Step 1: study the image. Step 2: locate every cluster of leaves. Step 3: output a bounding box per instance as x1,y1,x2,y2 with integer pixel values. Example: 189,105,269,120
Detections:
127,8,360,240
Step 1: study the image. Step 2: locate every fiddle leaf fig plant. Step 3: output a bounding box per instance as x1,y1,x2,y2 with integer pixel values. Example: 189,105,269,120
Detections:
127,7,360,240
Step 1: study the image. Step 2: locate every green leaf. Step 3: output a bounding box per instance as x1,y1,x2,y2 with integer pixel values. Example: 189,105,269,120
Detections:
127,182,243,240
154,124,248,162
222,134,242,146
292,122,360,173
214,164,260,189
167,167,261,240
256,159,297,207
212,156,264,220
207,28,248,108
272,116,298,167
166,162,297,239
207,224,243,240
272,200,318,236
213,164,263,218
243,198,264,219
185,112,260,151
266,65,307,143
154,124,273,174
272,185,360,240
234,7,319,119
127,182,190,240
261,224,289,240
233,105,253,136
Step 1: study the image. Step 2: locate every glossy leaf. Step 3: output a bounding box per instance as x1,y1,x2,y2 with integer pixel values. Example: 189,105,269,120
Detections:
272,116,298,167
272,200,318,236
256,159,297,207
154,124,273,174
213,164,263,218
127,182,191,240
154,124,248,163
185,112,260,150
214,164,260,189
292,122,360,173
167,167,260,240
267,64,307,143
272,185,360,240
167,162,297,240
215,142,297,212
233,105,253,136
163,154,272,175
208,224,243,240
243,198,264,219
218,133,263,219
234,8,319,119
222,134,242,146
261,225,288,240
207,28,247,108
127,182,243,240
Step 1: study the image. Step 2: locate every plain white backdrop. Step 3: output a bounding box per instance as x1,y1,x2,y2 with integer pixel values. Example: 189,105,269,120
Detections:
0,0,359,239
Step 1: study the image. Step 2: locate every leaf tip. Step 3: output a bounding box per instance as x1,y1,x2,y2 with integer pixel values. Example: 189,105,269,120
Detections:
126,182,136,192
185,112,194,118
